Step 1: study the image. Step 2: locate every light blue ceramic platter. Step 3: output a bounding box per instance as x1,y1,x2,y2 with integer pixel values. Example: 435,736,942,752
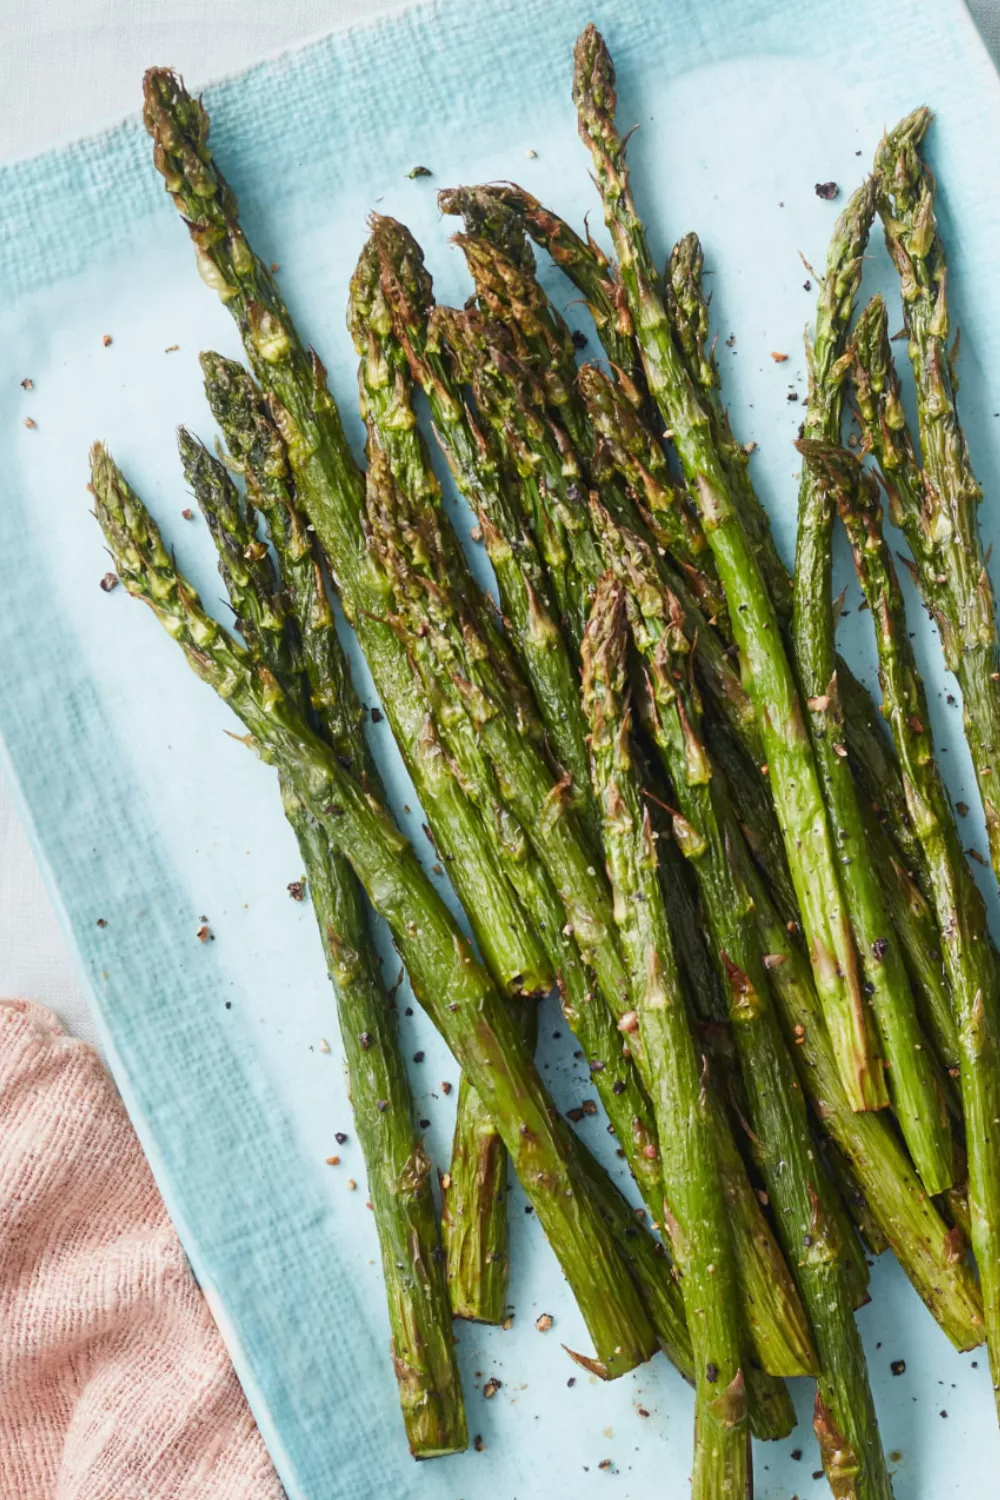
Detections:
2,0,1000,1494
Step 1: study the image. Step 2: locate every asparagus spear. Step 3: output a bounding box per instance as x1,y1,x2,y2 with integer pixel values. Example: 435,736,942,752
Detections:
825,439,1000,1418
174,426,467,1457
438,1083,508,1323
874,109,1000,885
369,215,599,847
605,566,893,1497
143,67,550,1002
792,184,952,1192
573,25,884,1112
583,585,749,1500
91,442,660,1377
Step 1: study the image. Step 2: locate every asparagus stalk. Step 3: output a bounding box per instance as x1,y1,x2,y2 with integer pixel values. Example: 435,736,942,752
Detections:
605,567,893,1497
439,1083,508,1323
174,426,467,1457
198,350,512,1323
91,442,660,1377
874,109,1000,885
369,215,599,847
582,585,750,1500
827,439,1000,1418
143,67,550,1002
792,185,952,1192
573,25,885,1113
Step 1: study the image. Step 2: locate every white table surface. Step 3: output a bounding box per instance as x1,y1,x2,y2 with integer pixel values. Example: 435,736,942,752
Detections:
1,0,998,1051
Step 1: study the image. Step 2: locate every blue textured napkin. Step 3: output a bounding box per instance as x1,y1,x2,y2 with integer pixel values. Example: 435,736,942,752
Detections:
2,1,1000,1496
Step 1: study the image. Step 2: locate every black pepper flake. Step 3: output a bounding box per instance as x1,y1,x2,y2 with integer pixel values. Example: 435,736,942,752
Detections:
571,329,589,350
957,801,969,817
567,1377,576,1387
474,1434,485,1452
790,1448,802,1461
335,1132,349,1145
890,1359,906,1376
413,1051,425,1063
815,180,839,200
524,1204,533,1214
360,1032,373,1051
803,279,812,291
940,1410,949,1418
96,917,107,928
371,707,383,723
566,1106,585,1122
99,572,119,593
813,1471,824,1482
408,165,432,178
580,1099,598,1116
419,1118,430,1129
786,391,799,402
225,1001,232,1009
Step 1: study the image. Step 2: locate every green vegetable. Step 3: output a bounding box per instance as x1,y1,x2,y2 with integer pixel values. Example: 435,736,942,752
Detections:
583,581,749,1500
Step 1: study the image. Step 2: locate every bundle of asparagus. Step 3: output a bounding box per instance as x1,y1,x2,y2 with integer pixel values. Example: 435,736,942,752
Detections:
79,22,1000,1496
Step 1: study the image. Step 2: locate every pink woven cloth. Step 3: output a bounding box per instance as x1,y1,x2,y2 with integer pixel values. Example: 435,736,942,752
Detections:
0,999,285,1500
